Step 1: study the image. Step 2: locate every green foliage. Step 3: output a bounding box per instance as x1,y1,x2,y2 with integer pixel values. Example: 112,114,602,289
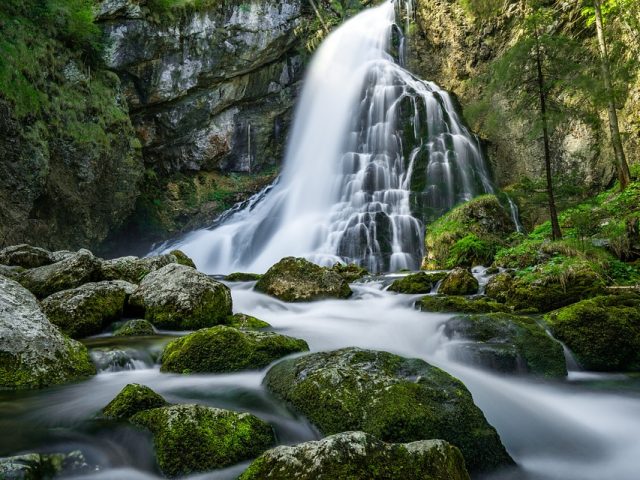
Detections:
458,0,503,19
447,234,495,268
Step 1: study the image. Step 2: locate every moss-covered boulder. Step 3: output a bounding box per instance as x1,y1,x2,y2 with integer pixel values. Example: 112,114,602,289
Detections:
113,319,156,337
161,326,308,374
131,404,275,477
444,314,567,377
423,195,515,269
388,272,446,294
439,268,479,295
0,276,95,389
0,244,54,269
17,249,100,298
239,431,470,480
0,451,91,479
100,253,182,284
226,313,270,330
546,294,640,371
484,272,514,304
168,250,196,269
103,383,168,420
41,280,135,339
225,272,263,282
264,348,513,473
129,264,232,330
255,257,352,302
330,263,369,282
420,295,511,314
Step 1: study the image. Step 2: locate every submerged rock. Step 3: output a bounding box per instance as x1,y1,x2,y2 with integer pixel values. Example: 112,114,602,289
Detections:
103,383,168,420
546,294,640,371
255,257,352,302
113,319,156,337
0,244,53,269
131,404,275,477
128,264,232,330
420,295,510,314
388,271,446,294
161,325,308,374
0,450,92,479
225,272,263,282
41,280,135,339
438,268,479,295
264,347,513,472
17,249,100,298
226,313,270,330
330,263,369,282
100,253,182,284
0,276,95,389
444,313,567,377
239,431,470,480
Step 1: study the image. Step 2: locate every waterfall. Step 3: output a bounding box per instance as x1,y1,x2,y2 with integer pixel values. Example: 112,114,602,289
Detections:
159,0,497,274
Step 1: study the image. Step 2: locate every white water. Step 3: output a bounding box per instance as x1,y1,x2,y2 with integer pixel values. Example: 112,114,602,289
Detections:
159,0,496,274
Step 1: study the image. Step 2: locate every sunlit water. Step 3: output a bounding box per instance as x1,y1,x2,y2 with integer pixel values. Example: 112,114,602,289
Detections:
2,279,640,479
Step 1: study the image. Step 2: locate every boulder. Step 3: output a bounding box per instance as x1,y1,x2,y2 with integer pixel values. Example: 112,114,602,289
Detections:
330,263,369,282
100,253,180,284
439,268,479,295
0,244,53,269
131,404,275,477
255,257,352,302
17,249,100,298
388,272,446,294
484,272,514,304
225,272,263,282
443,313,567,377
226,313,270,330
239,431,470,480
0,265,24,281
0,276,95,389
103,383,168,420
0,451,91,479
264,348,513,473
113,319,156,337
546,294,640,371
41,280,135,339
161,326,308,374
420,295,510,314
169,250,196,269
128,264,232,330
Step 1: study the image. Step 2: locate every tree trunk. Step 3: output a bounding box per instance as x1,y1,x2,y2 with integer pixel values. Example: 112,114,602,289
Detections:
534,24,562,240
594,0,631,190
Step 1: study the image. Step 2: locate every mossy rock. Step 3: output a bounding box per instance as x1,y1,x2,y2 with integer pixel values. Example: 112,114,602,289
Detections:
264,348,513,473
168,250,196,269
546,294,640,371
113,319,156,337
128,264,232,330
439,268,479,295
17,249,100,299
226,313,270,330
444,313,567,377
100,254,181,284
420,295,511,314
388,272,446,294
225,272,263,282
0,276,95,389
239,431,470,480
330,263,369,282
161,325,308,374
255,257,352,302
131,404,275,477
0,244,53,269
484,272,514,304
41,281,135,339
103,383,168,420
0,451,92,478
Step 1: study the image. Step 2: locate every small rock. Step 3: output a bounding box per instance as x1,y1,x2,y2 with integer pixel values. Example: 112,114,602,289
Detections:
225,272,263,282
103,383,168,419
0,450,92,478
329,263,369,282
226,313,270,330
439,268,479,295
113,319,156,337
420,295,510,314
388,271,446,294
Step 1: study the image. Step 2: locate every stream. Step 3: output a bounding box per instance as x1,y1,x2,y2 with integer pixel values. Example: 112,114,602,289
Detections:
2,277,640,479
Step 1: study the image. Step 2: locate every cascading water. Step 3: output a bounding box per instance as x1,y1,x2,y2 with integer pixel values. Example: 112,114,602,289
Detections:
160,0,496,273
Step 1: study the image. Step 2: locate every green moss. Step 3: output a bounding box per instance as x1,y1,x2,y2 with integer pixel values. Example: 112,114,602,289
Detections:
169,250,196,269
329,263,369,282
226,313,270,330
264,348,513,473
546,294,640,371
131,404,275,477
439,268,479,295
113,319,156,337
225,272,263,282
103,383,168,420
388,272,446,294
160,325,308,374
420,295,511,313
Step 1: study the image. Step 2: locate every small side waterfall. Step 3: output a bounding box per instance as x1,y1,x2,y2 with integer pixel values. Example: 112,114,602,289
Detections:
160,0,497,274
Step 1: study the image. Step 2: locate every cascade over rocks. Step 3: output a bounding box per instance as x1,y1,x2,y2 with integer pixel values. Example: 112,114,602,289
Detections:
41,280,135,339
264,347,513,473
130,404,275,477
161,325,308,374
439,268,479,295
255,257,352,302
239,431,470,480
0,276,95,389
128,263,232,329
